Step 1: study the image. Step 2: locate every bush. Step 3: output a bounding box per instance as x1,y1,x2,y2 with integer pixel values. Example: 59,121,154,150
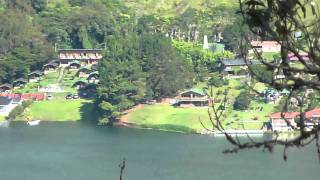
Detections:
233,91,252,110
8,105,24,120
22,100,33,109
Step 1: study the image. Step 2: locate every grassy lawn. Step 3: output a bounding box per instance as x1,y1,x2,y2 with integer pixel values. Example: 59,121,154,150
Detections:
20,98,95,122
127,104,212,133
0,116,5,122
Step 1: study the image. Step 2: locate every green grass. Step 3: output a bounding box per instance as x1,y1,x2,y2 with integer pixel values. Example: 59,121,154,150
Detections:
127,104,212,132
21,98,95,121
0,116,5,122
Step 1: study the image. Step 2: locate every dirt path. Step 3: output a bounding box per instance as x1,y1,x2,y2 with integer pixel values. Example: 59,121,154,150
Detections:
57,66,65,83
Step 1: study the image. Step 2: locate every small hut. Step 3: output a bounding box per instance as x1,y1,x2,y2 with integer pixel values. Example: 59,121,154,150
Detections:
68,61,81,70
72,80,88,89
43,62,59,74
0,83,13,92
76,67,92,78
13,78,28,89
87,71,99,83
28,71,43,83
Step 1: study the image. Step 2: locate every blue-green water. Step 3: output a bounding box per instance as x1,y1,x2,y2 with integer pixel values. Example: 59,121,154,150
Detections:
0,122,318,180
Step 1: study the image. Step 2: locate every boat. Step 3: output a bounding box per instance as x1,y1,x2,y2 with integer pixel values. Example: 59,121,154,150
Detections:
27,120,41,126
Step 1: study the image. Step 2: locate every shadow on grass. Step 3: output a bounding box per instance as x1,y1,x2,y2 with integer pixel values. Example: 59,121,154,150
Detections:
79,101,99,125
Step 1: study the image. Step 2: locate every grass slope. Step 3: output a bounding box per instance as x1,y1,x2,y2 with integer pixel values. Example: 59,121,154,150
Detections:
0,116,5,122
127,104,211,133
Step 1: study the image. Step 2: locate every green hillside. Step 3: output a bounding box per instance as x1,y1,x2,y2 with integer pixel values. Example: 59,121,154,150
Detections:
123,0,238,17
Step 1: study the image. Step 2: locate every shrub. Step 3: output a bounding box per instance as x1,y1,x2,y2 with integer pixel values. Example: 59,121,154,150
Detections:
8,105,24,120
233,91,252,110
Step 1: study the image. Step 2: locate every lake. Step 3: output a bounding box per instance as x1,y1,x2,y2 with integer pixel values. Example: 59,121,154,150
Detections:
0,122,318,180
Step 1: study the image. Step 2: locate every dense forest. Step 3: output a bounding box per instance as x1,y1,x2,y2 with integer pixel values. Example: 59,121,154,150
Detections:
0,0,241,123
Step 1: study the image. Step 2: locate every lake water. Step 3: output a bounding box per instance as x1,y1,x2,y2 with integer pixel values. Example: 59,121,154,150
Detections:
0,122,318,180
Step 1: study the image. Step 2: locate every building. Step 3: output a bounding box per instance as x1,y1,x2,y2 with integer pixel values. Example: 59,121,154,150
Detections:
0,84,13,92
13,78,28,89
0,96,21,116
77,67,92,78
270,112,300,132
219,58,261,76
305,108,320,128
87,71,99,84
203,35,225,53
58,49,103,66
43,61,59,74
176,89,210,107
250,41,281,53
287,52,309,62
28,71,43,83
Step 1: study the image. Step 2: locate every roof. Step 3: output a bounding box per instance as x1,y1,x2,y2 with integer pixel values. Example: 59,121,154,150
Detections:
43,62,59,67
305,108,320,118
288,52,309,61
69,61,81,65
0,96,12,106
28,70,43,76
0,83,13,89
270,112,300,119
181,89,206,96
13,78,28,83
220,58,261,66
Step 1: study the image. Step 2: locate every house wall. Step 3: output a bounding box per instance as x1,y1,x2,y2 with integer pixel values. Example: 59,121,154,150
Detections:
271,118,296,131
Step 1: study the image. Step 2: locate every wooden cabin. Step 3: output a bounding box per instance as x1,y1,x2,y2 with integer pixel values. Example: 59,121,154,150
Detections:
28,71,43,83
13,78,28,89
176,89,209,107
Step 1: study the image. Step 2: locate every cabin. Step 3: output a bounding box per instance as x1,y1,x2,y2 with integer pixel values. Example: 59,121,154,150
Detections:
28,71,43,83
58,49,103,66
43,62,59,74
0,96,21,116
219,58,260,77
77,67,92,78
0,84,13,92
176,89,209,107
72,80,88,90
270,112,300,132
250,41,281,53
68,61,81,70
13,78,28,89
87,71,99,84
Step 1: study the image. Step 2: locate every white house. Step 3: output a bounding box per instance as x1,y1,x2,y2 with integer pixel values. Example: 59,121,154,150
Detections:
270,112,300,132
250,41,281,53
0,96,21,116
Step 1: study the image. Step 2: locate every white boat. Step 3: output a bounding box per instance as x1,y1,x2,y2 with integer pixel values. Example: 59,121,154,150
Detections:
27,120,41,126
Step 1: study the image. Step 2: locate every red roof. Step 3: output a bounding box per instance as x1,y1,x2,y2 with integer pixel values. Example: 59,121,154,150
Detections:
0,93,45,101
305,108,320,118
270,112,300,119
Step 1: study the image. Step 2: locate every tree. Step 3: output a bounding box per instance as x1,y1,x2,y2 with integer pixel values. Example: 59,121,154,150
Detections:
233,91,251,110
203,0,320,160
208,76,228,87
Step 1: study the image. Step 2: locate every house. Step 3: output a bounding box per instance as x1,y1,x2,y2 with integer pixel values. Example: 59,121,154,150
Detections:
0,84,13,92
28,71,43,83
264,88,280,103
270,112,300,132
77,67,92,78
13,78,28,89
87,71,99,84
58,49,103,66
250,41,281,53
219,58,261,77
0,96,21,116
305,108,320,127
176,89,210,107
287,52,309,62
72,80,88,89
43,62,59,74
68,61,81,70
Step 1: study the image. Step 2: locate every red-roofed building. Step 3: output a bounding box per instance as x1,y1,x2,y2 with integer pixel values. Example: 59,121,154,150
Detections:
270,112,300,131
0,93,45,101
305,108,320,127
287,52,309,61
